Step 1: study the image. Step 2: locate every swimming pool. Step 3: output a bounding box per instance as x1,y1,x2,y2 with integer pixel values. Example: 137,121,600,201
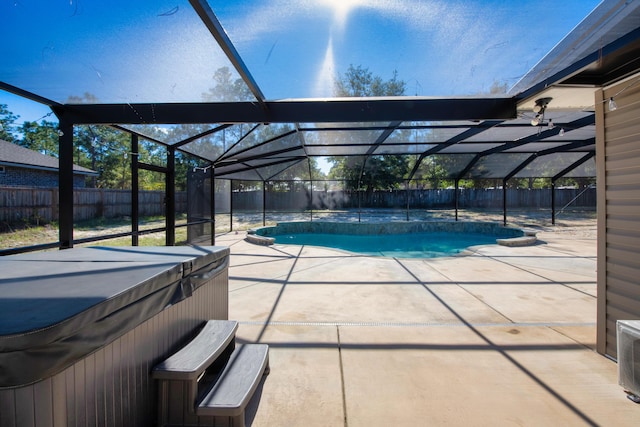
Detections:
251,221,524,258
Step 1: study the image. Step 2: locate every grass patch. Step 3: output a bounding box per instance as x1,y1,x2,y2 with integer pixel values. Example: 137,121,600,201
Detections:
87,228,189,247
0,215,191,250
0,223,59,249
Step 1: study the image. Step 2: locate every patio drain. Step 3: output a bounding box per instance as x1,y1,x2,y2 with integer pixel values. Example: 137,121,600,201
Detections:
239,320,595,328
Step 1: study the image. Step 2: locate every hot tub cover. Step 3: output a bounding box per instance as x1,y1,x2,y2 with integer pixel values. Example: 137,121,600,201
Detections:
0,246,229,387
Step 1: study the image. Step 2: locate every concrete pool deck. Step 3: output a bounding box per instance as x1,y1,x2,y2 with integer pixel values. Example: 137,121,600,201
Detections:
215,220,640,426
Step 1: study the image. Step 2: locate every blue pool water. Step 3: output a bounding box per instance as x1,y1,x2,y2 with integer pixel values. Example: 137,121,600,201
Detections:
272,231,498,258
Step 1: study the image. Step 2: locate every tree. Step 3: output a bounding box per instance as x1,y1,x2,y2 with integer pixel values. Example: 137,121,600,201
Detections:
20,120,59,156
73,124,131,189
65,93,155,189
202,68,324,184
488,80,508,95
328,154,409,191
328,65,409,190
335,65,406,97
202,67,254,102
408,154,465,189
0,104,19,142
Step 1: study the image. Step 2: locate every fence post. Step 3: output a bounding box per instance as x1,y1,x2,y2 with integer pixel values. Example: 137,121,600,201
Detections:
551,180,556,225
502,180,507,226
358,187,362,222
405,180,410,221
310,179,314,222
262,181,266,226
454,179,459,221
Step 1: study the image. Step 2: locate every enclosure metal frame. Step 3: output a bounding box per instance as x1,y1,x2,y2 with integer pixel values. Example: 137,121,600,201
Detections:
4,0,640,253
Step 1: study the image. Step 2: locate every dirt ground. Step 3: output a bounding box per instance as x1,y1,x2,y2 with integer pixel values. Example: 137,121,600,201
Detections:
2,208,597,250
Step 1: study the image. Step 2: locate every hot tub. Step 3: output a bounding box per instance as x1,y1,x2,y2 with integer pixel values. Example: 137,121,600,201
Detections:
0,245,229,427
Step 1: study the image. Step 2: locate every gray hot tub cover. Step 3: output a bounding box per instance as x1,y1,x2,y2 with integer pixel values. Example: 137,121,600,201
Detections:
0,246,229,387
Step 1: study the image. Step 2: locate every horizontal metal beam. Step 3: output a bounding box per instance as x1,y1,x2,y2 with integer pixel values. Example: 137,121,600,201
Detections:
215,157,306,178
537,139,596,156
215,144,305,167
476,115,595,157
0,81,62,109
138,162,168,173
51,97,517,125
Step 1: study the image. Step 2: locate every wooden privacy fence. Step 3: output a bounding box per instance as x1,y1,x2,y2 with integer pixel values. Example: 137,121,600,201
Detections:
0,187,186,225
1,186,595,225
228,188,597,211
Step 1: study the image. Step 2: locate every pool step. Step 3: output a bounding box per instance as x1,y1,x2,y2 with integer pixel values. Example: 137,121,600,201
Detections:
245,231,275,246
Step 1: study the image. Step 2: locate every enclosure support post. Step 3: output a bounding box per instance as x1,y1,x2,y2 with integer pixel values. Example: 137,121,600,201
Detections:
548,151,595,227
230,180,233,232
58,118,74,249
454,179,459,221
166,147,176,246
310,179,314,222
551,179,556,225
131,134,139,246
502,179,508,226
406,180,410,221
262,181,266,226
210,166,215,245
358,188,362,223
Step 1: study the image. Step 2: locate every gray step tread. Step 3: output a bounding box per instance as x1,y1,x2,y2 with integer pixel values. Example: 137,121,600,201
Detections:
152,320,238,381
496,236,537,247
197,343,269,417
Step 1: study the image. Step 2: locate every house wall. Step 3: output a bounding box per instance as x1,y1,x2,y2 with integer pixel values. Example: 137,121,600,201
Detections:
0,165,87,188
596,74,640,358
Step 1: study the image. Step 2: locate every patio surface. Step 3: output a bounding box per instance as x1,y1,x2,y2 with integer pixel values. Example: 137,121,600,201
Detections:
215,218,640,426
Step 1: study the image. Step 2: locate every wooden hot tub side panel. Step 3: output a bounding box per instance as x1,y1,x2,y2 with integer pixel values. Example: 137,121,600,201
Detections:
0,268,228,427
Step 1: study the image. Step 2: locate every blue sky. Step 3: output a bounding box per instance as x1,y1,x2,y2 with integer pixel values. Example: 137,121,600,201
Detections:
1,0,601,126
216,0,601,98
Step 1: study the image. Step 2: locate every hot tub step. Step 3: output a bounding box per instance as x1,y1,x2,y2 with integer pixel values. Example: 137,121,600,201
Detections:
153,320,238,381
153,320,269,427
197,343,270,426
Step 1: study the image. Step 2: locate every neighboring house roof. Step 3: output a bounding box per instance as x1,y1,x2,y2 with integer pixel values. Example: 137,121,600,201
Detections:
0,139,98,176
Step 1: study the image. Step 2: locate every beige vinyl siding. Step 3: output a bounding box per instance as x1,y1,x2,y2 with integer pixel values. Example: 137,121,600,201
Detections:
597,74,640,358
